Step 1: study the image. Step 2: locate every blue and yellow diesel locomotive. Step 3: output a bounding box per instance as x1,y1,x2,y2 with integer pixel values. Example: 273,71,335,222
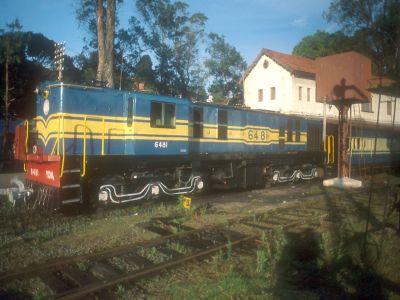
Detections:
14,82,399,209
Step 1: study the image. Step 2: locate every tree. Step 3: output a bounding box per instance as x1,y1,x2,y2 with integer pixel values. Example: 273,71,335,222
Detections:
0,19,23,154
129,0,207,98
77,0,118,88
292,31,355,59
104,0,116,87
324,0,400,79
114,28,143,89
0,26,80,122
204,33,246,104
172,12,207,98
133,55,156,90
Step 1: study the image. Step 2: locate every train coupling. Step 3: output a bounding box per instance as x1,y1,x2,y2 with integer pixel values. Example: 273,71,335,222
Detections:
0,178,33,206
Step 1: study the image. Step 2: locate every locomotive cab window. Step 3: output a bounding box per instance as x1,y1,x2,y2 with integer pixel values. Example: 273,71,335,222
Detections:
218,110,228,140
193,107,203,138
151,101,176,128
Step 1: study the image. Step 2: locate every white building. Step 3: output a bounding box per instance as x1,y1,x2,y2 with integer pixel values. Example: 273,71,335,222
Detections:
243,49,399,128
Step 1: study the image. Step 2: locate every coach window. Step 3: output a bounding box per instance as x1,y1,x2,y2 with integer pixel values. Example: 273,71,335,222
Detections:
150,101,176,128
361,101,372,113
193,107,203,138
387,100,392,115
218,110,228,140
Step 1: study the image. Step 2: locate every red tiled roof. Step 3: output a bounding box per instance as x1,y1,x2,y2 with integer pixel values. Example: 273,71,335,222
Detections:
243,48,316,80
262,49,316,74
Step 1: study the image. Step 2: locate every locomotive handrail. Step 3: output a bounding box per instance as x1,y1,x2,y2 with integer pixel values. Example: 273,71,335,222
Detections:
80,114,107,176
325,135,335,164
81,116,87,177
101,116,105,155
48,114,106,177
23,120,29,172
60,115,65,177
50,113,61,156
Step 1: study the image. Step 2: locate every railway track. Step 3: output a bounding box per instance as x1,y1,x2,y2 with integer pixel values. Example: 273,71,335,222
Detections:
0,201,333,300
0,223,256,299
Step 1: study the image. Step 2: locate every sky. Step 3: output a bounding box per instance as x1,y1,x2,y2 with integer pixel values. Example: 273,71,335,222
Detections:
0,0,338,65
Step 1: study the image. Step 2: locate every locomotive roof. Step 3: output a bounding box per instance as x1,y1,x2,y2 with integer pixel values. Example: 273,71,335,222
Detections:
40,81,192,104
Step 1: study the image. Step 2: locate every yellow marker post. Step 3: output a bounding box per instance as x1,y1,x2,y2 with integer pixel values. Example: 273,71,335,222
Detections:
182,196,192,209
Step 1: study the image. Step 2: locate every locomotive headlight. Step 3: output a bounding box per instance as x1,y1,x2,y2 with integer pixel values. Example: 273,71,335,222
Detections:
43,99,50,116
151,185,160,195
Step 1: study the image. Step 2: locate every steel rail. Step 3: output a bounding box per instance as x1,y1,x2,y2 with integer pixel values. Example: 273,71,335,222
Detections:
56,234,256,300
0,224,223,283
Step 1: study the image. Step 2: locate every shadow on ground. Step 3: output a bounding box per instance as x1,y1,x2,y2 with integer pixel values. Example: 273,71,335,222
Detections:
272,185,400,299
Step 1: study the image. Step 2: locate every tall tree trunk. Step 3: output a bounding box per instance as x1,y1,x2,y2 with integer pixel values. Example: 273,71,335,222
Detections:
104,0,116,88
96,0,105,85
2,58,9,156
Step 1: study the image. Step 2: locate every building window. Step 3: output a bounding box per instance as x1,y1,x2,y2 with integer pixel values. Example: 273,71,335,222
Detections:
193,107,203,138
298,86,302,101
258,89,263,102
150,101,176,128
270,87,276,100
307,88,310,102
361,101,373,113
387,100,392,115
218,110,228,140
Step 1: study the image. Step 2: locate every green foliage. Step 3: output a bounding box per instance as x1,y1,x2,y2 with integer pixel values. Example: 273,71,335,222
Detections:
133,54,156,90
204,33,247,104
324,0,400,79
256,248,269,273
168,272,269,299
115,284,126,297
128,0,208,99
0,21,81,119
0,19,23,65
292,31,355,59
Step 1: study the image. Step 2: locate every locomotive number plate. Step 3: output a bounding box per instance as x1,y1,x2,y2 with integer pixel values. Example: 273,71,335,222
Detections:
155,141,168,148
247,129,268,142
